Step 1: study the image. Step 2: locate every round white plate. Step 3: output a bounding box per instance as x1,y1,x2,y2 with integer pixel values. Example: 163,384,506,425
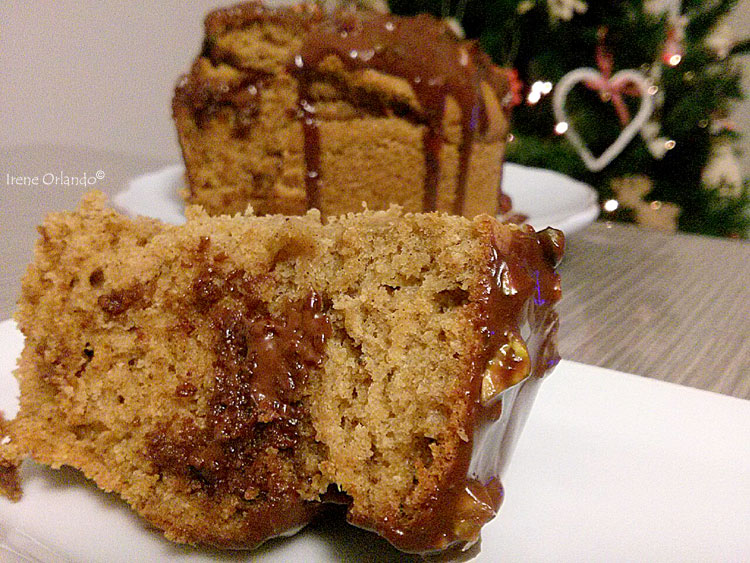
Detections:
4,318,750,561
501,163,599,233
114,164,599,234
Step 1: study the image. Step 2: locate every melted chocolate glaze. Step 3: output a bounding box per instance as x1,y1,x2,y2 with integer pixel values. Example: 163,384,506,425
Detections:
288,11,508,214
343,225,563,554
177,3,511,215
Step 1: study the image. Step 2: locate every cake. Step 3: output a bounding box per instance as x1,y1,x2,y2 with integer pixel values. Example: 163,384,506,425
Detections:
173,2,516,218
0,192,562,554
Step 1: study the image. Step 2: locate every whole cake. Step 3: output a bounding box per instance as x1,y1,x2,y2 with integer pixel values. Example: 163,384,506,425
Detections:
173,2,516,218
0,193,562,554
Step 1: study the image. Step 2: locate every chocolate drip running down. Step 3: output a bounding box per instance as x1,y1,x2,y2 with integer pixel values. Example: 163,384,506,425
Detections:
289,12,508,214
175,4,513,216
356,226,564,553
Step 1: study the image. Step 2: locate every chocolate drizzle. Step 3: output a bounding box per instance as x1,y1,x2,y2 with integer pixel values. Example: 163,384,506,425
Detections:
289,12,507,214
297,87,324,210
177,4,511,215
481,226,563,380
465,225,562,527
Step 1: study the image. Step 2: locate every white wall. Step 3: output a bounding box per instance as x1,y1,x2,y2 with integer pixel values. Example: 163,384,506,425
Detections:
1,1,749,172
0,1,294,161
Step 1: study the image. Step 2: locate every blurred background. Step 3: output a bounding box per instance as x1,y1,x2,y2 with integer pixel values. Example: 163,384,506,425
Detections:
1,0,748,236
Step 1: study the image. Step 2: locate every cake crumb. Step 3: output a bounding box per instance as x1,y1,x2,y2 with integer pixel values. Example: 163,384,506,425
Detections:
0,413,23,502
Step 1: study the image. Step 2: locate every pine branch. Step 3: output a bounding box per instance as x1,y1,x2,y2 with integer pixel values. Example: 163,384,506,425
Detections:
729,38,750,56
387,0,750,237
687,0,738,42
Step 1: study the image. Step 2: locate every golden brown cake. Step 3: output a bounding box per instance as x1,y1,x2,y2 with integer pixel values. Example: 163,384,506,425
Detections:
173,2,515,218
0,192,562,554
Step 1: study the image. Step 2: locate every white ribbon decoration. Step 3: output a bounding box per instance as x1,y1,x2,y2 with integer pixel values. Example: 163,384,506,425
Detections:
553,67,655,172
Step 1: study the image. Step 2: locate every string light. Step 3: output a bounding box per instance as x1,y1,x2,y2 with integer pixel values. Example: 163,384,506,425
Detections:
668,54,682,66
665,140,676,150
526,80,553,105
603,199,619,212
554,122,569,134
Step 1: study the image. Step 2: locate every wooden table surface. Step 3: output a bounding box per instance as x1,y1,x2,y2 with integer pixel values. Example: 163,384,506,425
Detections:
2,145,749,399
558,221,750,399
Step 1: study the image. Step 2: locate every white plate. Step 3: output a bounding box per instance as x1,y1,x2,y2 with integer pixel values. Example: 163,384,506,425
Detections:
2,319,749,561
113,164,599,234
501,163,599,233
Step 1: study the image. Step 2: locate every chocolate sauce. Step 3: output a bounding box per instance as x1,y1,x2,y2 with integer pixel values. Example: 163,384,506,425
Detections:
482,226,563,379
146,252,331,544
289,12,509,214
178,5,511,215
297,84,324,210
498,192,514,216
465,225,562,526
366,225,563,553
98,283,146,316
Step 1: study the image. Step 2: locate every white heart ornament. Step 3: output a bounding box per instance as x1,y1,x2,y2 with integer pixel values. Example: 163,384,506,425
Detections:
553,67,654,172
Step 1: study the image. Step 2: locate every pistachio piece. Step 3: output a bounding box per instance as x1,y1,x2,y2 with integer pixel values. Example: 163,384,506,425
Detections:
452,481,497,544
481,331,530,405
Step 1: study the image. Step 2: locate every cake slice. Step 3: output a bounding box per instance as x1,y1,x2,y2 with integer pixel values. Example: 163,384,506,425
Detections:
0,192,562,554
173,2,515,218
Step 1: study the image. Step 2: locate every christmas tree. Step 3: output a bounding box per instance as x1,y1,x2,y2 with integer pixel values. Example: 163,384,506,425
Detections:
389,0,750,237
